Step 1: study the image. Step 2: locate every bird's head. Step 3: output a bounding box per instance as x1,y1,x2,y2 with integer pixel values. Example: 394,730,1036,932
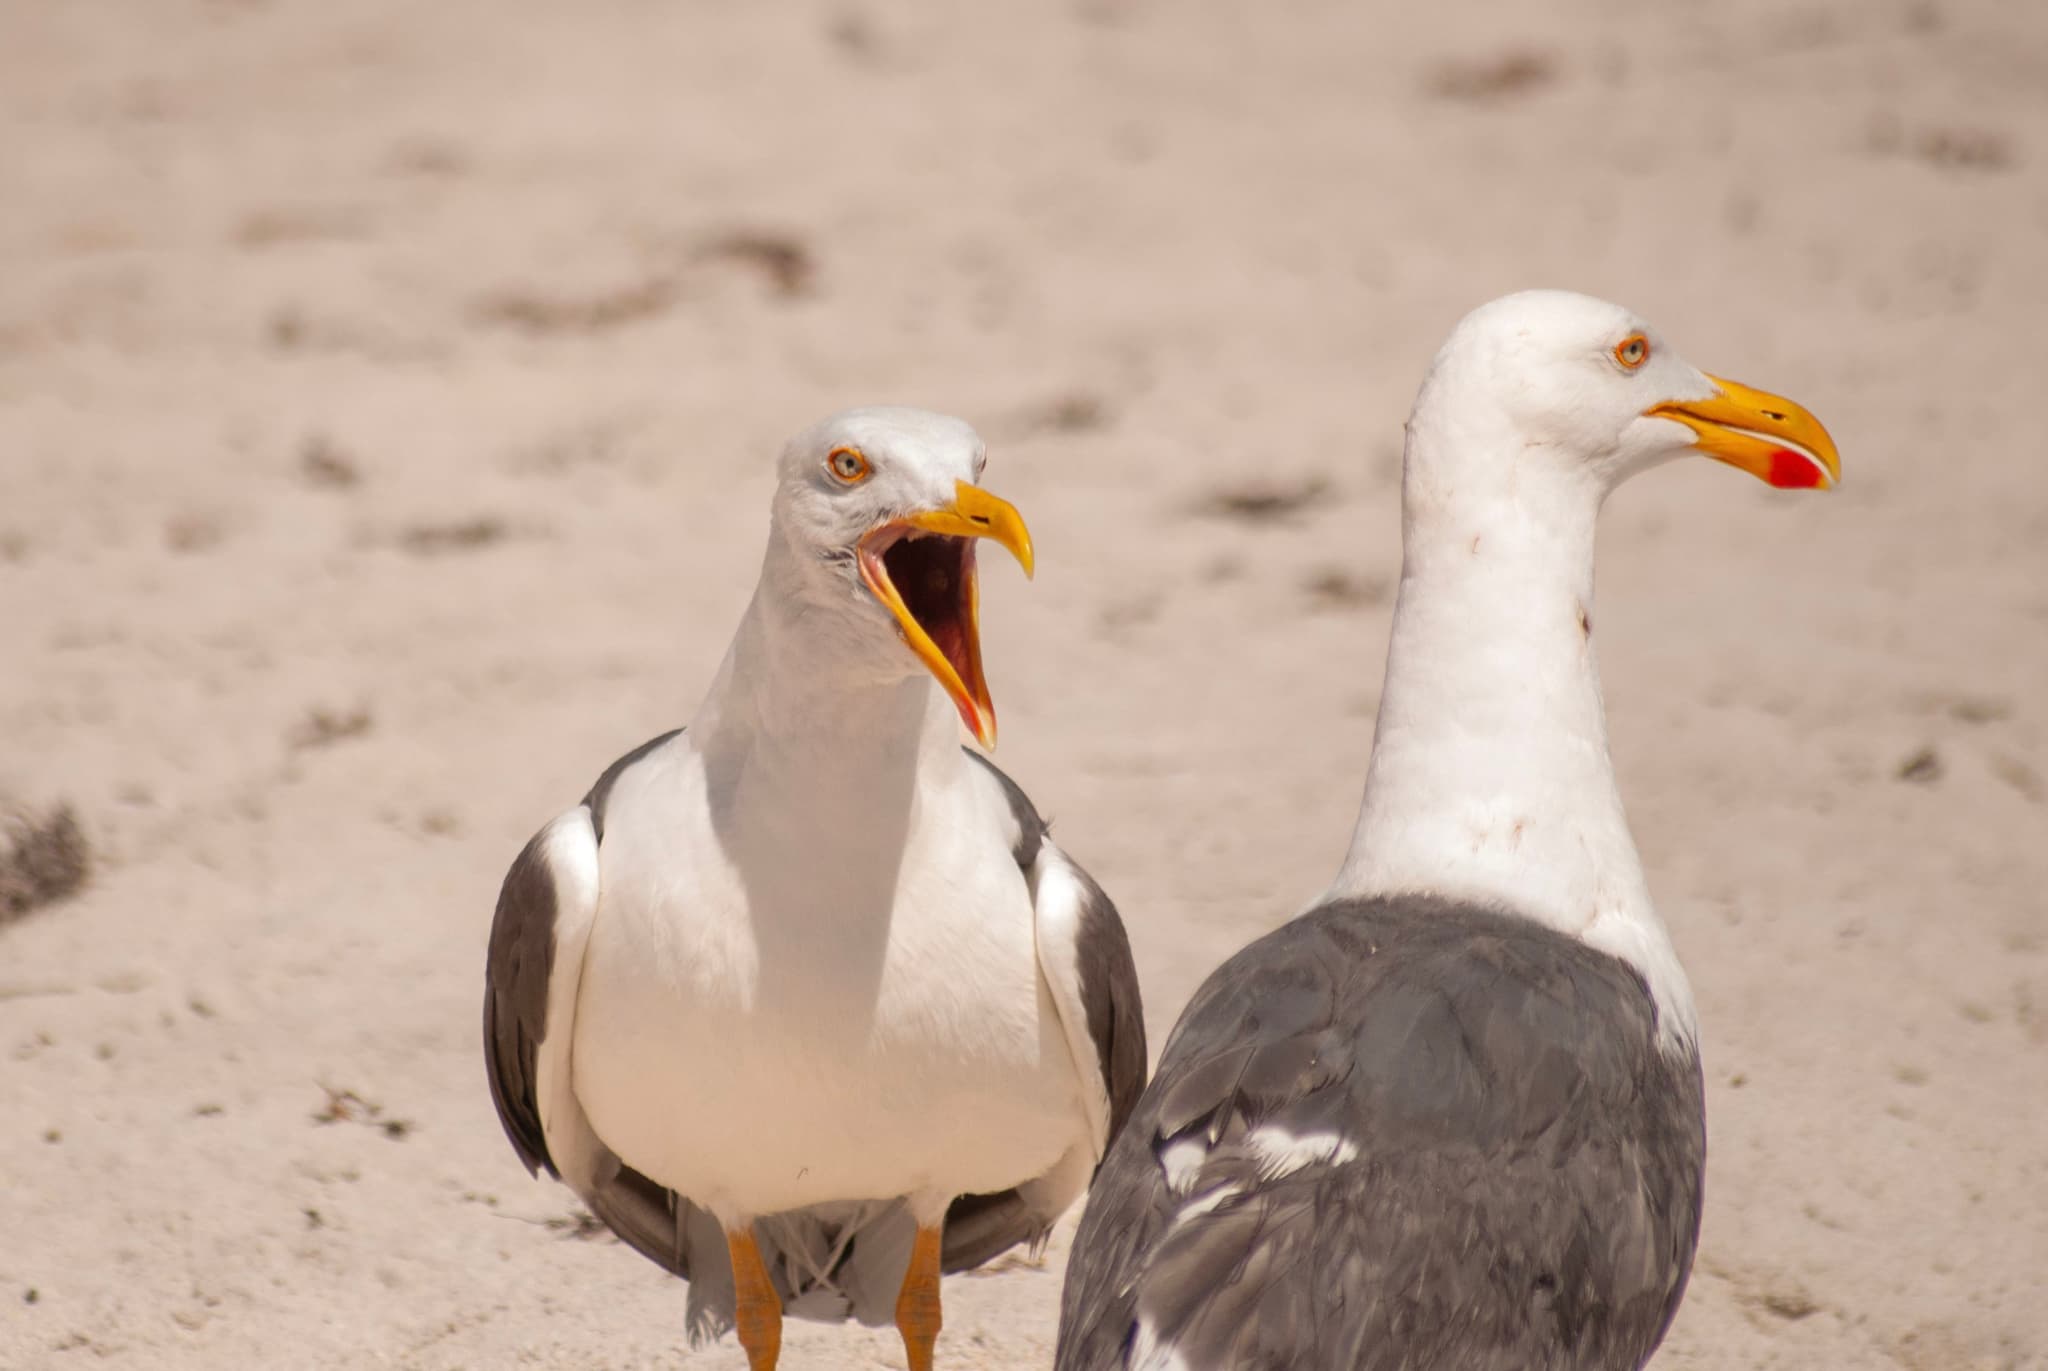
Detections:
1418,289,1840,497
770,406,1034,749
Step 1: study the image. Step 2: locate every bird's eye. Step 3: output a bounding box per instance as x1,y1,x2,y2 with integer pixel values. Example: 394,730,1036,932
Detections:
1613,335,1650,370
827,446,872,483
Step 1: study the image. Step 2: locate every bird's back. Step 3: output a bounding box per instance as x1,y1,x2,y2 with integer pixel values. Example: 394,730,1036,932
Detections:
1056,893,1704,1371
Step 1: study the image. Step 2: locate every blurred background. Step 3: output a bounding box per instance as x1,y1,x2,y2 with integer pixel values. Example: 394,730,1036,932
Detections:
2,1,2044,1367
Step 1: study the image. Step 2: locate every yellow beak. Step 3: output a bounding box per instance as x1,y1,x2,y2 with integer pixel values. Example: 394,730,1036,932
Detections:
1647,375,1841,490
856,481,1034,749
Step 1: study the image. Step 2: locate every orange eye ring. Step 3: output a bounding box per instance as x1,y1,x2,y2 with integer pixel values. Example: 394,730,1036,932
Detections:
1614,334,1651,370
826,446,871,483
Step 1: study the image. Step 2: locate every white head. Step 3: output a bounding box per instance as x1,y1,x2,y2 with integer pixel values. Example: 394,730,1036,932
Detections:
763,406,1035,747
1408,289,1839,508
1342,292,1842,1049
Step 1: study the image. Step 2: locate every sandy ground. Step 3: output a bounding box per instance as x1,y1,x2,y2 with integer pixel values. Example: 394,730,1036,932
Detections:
3,1,2045,1367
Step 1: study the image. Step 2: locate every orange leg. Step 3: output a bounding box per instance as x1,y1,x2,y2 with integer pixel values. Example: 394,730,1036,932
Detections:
726,1227,783,1371
895,1224,945,1371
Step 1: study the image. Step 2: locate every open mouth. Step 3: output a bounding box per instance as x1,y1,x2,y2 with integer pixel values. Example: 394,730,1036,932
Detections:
858,524,993,744
854,481,1034,748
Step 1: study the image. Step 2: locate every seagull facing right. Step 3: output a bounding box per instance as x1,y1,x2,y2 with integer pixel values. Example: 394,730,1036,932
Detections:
1055,290,1841,1371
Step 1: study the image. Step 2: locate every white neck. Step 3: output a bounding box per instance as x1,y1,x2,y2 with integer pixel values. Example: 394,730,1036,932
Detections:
691,533,962,877
1329,400,1697,1048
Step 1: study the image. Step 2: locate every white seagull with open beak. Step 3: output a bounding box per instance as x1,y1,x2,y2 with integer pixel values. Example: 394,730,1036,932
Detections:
485,407,1147,1370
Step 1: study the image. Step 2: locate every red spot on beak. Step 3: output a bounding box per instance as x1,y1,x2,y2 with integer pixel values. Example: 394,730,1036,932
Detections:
1768,448,1826,489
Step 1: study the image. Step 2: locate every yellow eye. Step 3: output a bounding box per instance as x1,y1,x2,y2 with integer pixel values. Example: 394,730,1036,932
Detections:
1614,334,1650,370
827,446,871,483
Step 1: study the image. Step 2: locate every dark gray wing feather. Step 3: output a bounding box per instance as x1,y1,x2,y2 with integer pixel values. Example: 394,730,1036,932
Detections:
1070,856,1147,1157
482,728,684,1180
946,750,1148,1275
482,728,693,1243
1056,894,1705,1371
482,830,562,1178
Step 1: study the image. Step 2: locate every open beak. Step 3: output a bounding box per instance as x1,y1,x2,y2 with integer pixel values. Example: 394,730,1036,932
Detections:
856,480,1035,749
1647,375,1841,490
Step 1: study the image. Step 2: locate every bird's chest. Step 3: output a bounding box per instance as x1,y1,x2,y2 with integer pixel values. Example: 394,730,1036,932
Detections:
591,805,1040,1026
571,806,1075,1208
584,796,1054,1056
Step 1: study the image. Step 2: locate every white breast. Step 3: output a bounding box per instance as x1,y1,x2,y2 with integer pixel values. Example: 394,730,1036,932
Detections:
568,740,1089,1221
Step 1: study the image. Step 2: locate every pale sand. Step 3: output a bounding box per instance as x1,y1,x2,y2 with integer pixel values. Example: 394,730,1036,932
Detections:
3,2,2045,1367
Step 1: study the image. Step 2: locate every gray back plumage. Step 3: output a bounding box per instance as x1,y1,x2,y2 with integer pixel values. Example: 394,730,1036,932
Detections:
1056,894,1705,1371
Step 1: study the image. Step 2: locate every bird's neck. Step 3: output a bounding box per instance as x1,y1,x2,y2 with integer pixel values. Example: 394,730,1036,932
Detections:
689,536,964,871
698,591,956,791
1329,412,1697,1046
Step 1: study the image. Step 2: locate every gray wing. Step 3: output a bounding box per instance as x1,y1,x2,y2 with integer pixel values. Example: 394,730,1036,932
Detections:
482,828,566,1178
482,729,705,1283
482,727,683,1178
945,750,1148,1274
1056,894,1705,1371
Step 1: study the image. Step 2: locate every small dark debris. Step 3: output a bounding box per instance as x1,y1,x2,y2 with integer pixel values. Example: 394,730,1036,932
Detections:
303,1207,325,1230
269,306,308,350
299,436,362,490
1992,754,2044,804
188,995,217,1019
1304,567,1389,610
0,806,91,925
23,1288,36,1305
1017,392,1111,436
1916,127,2016,172
290,705,372,751
543,1208,611,1241
1194,475,1331,524
477,276,681,335
164,512,227,554
1428,50,1558,102
418,808,460,837
1896,747,1943,785
827,9,877,57
193,1102,224,1117
42,1128,61,1144
235,205,367,249
1758,1288,1820,1321
1729,1073,1748,1089
312,1084,375,1125
397,517,508,555
1945,695,2011,725
698,230,817,299
313,1084,415,1140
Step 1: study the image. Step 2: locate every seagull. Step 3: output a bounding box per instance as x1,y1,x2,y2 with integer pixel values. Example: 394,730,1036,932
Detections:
485,406,1147,1370
1055,291,1840,1371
